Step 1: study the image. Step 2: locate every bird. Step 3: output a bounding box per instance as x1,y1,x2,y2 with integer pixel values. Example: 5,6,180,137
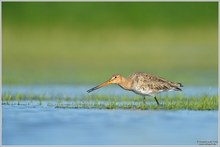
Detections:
87,72,183,105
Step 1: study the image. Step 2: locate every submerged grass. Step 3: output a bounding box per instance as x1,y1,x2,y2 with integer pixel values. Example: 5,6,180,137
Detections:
2,93,218,110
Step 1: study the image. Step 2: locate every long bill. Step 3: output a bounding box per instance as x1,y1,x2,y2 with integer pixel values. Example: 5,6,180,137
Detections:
87,80,112,93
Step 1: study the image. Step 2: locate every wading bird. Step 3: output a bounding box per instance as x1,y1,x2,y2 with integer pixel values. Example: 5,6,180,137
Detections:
87,72,183,105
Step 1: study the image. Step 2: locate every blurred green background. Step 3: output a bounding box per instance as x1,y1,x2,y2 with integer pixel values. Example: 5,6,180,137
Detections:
2,2,218,86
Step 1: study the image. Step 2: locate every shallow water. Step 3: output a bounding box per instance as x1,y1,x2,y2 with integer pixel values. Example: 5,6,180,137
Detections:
2,105,218,145
2,85,218,145
2,85,218,98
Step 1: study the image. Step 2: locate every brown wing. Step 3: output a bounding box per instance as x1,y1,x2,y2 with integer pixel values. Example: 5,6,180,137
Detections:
129,72,182,92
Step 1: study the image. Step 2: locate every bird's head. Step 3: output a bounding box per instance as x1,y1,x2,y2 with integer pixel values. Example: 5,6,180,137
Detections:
87,74,122,93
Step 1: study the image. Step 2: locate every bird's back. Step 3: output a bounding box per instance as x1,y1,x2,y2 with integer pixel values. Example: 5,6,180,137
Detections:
128,72,182,96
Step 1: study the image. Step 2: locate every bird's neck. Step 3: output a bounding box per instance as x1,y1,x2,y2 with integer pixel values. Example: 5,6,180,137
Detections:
118,77,132,90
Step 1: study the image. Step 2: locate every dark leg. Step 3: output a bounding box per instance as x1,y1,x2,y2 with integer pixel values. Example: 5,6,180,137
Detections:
142,96,146,104
154,96,160,105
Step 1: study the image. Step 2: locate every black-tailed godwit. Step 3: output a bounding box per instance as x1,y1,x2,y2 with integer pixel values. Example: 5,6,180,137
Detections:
87,72,183,105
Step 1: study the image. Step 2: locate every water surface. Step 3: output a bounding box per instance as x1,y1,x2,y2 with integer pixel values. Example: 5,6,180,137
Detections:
3,85,218,98
2,85,218,145
2,105,218,145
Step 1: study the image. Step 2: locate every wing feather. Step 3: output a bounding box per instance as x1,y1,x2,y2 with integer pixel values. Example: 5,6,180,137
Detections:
129,72,182,94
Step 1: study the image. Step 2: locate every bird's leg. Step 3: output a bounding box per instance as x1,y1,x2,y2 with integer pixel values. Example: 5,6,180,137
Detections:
154,96,160,105
143,96,146,104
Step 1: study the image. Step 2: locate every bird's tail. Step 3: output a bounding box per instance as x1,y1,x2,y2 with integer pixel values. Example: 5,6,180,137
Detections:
173,83,183,91
178,83,183,87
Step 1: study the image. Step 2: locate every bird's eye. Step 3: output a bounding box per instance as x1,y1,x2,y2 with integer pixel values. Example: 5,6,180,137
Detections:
114,76,117,78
